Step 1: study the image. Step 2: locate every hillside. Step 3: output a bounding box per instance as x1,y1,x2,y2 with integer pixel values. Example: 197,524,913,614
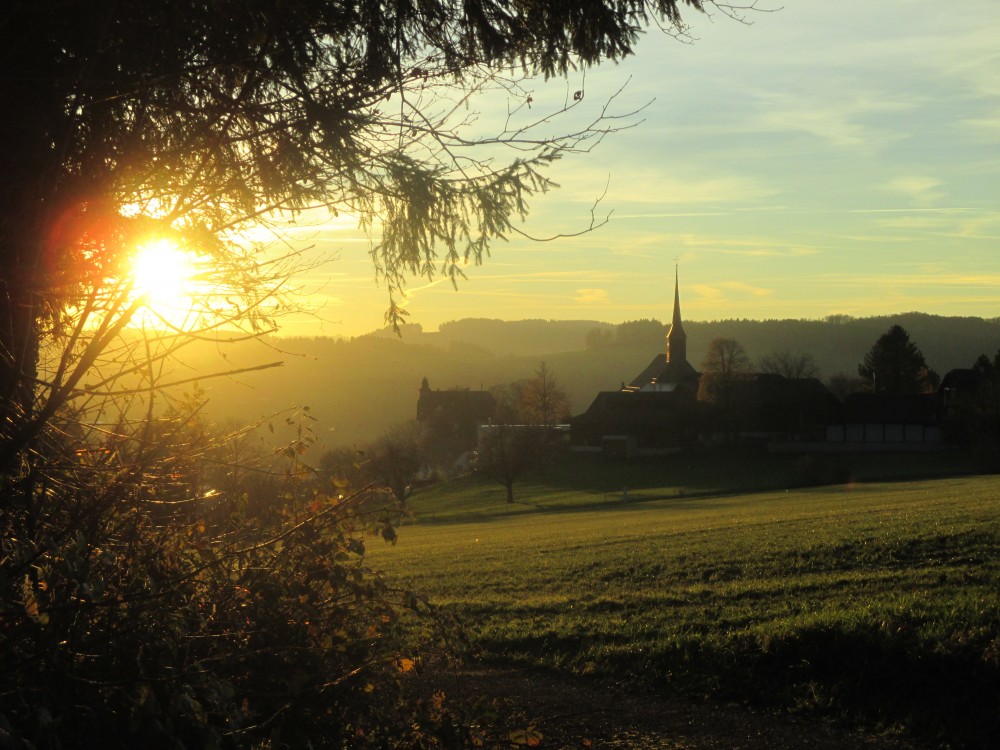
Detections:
177,313,1000,450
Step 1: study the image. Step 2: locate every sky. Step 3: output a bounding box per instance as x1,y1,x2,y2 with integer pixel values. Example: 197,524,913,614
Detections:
273,0,1000,338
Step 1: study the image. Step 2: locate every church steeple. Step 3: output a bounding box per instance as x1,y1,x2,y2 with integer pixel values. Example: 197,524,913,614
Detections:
666,266,687,365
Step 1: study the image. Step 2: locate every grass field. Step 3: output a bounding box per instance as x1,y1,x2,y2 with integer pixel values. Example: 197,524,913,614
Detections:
368,470,1000,748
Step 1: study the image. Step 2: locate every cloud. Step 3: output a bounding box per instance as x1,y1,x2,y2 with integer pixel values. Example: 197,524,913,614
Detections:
397,277,451,306
619,174,779,206
692,281,773,302
722,281,773,297
552,164,779,207
708,239,821,257
729,86,922,150
720,248,819,258
574,288,612,305
959,113,1000,142
883,176,943,205
646,233,822,258
873,214,955,231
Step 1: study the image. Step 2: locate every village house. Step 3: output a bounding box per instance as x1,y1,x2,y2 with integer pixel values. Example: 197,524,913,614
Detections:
416,377,496,470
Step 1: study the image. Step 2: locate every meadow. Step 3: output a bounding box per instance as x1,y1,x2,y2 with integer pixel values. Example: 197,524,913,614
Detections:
367,470,1000,748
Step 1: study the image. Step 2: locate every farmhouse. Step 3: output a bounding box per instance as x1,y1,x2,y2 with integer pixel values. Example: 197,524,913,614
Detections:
416,377,496,464
824,393,940,451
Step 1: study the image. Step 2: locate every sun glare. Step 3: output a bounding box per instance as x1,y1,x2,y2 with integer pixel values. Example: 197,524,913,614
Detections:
129,239,198,323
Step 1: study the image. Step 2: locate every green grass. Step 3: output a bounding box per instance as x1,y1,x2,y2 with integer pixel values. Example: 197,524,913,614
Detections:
370,472,1000,748
405,448,976,521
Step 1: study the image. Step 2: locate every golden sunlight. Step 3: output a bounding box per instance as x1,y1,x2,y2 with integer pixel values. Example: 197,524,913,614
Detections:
130,239,193,305
126,238,206,329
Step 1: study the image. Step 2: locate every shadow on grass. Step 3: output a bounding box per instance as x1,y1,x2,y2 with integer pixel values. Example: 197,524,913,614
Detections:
407,446,979,524
739,625,1000,750
479,623,999,750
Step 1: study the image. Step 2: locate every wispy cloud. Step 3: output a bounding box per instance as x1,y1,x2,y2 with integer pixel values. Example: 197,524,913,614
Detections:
556,166,779,207
883,175,943,205
742,90,918,150
397,277,451,307
651,233,823,257
848,208,976,214
692,281,774,302
574,288,612,305
959,113,1000,143
719,247,819,258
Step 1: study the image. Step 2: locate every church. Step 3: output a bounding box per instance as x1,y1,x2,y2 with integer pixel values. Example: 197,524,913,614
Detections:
569,269,842,456
570,268,703,455
624,268,700,395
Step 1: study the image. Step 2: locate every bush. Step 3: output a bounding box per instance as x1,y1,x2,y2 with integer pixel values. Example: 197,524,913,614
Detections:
0,409,479,749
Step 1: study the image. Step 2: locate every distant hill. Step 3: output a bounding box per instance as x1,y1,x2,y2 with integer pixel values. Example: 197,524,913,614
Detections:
180,313,1000,451
361,317,612,355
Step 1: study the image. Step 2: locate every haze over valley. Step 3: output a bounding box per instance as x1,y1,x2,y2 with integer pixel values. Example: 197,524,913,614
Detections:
184,312,1000,449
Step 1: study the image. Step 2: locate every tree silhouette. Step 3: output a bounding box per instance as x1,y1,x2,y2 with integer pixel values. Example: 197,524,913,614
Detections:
858,325,937,395
698,337,752,441
369,422,425,504
477,384,539,503
758,349,820,379
517,362,571,427
700,337,751,379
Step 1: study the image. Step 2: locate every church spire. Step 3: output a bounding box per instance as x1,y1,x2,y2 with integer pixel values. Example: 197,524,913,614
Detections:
666,265,687,365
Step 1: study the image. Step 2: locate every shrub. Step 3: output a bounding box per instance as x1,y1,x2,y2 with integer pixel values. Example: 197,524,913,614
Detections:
0,407,476,749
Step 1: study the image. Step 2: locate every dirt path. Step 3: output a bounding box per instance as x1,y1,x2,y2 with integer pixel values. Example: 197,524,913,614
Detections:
431,665,931,750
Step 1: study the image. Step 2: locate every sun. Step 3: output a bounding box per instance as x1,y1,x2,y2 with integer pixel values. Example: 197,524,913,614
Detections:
128,239,198,322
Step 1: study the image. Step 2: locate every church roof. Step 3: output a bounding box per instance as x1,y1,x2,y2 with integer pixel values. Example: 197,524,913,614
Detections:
628,354,667,389
628,354,699,390
571,389,697,428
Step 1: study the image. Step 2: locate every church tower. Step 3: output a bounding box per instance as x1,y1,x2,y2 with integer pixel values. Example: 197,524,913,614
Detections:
666,266,687,365
625,265,699,392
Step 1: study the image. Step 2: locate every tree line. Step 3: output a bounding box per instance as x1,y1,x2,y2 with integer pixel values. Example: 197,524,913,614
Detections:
697,324,1000,464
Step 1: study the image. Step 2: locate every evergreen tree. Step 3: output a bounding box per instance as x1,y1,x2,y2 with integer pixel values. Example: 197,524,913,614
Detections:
858,325,937,394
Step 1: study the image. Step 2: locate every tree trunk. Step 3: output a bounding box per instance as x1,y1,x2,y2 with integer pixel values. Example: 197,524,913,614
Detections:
0,254,41,476
505,480,514,504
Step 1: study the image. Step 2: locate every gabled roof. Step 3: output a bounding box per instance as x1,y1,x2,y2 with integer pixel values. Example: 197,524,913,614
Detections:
417,388,495,422
628,354,667,389
745,374,842,430
939,368,979,392
571,388,699,431
628,354,700,390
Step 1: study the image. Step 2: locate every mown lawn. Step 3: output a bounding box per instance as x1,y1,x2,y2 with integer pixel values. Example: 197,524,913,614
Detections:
368,474,1000,748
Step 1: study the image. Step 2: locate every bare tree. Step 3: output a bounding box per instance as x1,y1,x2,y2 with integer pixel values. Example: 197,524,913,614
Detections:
477,384,540,503
369,422,425,504
518,362,571,427
698,337,752,442
701,337,752,379
758,350,820,379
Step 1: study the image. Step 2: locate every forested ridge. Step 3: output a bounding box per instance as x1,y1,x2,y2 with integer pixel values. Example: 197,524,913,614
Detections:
184,313,1000,448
